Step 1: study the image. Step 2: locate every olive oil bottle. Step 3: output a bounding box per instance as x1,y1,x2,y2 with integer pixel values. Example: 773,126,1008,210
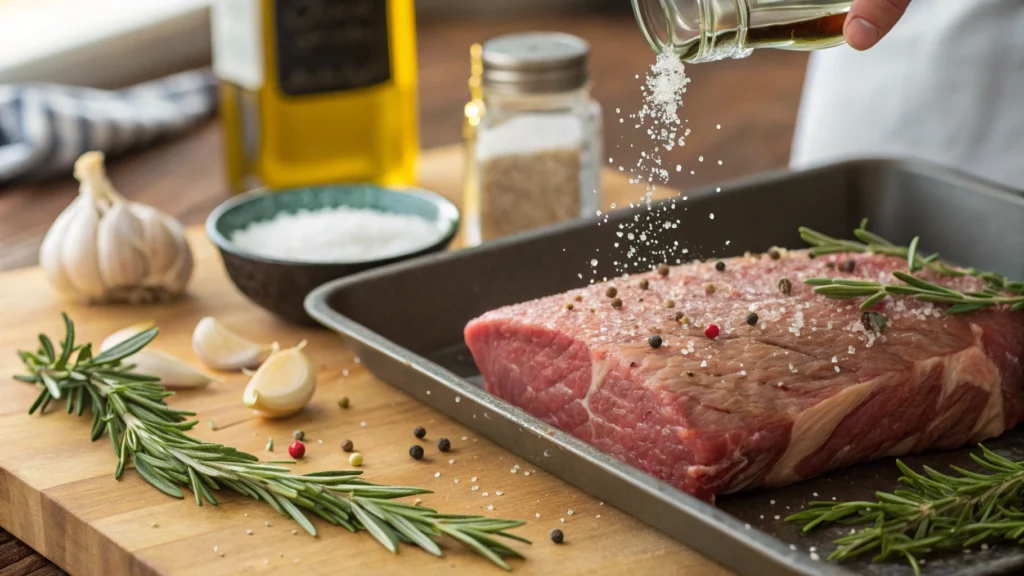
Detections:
212,0,418,193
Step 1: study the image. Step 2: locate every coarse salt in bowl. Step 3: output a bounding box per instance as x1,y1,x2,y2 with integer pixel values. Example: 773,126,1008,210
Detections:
207,184,459,324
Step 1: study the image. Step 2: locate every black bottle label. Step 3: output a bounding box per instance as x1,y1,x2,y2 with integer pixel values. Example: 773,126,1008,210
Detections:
274,0,392,96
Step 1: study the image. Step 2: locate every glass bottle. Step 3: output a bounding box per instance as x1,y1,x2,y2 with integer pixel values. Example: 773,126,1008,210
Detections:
632,0,852,62
212,0,419,194
462,32,603,246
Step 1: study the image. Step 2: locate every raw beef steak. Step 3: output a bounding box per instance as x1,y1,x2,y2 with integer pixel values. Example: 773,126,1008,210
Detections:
464,251,1024,502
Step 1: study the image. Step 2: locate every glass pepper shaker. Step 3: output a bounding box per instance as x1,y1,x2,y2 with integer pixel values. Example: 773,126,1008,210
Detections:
462,32,603,246
632,0,852,62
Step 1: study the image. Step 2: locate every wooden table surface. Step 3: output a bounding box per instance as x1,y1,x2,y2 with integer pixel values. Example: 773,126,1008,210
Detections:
0,13,809,576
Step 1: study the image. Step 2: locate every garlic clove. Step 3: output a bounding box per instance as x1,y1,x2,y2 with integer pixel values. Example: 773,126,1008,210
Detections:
242,342,316,418
39,195,84,296
96,201,148,289
129,350,214,389
192,317,274,371
59,195,107,299
101,322,156,351
100,323,214,389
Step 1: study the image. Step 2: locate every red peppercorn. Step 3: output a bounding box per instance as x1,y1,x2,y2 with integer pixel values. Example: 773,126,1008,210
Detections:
704,324,720,339
288,440,305,459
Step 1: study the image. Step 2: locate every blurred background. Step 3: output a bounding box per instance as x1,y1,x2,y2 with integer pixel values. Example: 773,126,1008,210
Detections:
0,0,807,269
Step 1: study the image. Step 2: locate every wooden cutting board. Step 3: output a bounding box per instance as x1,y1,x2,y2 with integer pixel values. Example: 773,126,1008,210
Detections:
0,147,728,575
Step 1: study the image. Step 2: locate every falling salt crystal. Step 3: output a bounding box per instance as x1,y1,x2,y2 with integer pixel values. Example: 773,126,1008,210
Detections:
715,187,721,193
810,552,820,561
700,360,708,368
560,518,565,523
790,544,797,551
471,476,478,482
265,521,271,527
454,479,460,483
831,356,838,363
472,485,480,491
835,366,841,373
813,492,818,497
770,500,776,505
342,369,349,376
717,160,723,166
449,459,454,464
483,492,489,497
848,346,856,354
709,213,715,220
360,421,366,427
461,436,468,441
246,529,253,535
810,547,817,552
292,529,297,535
676,165,682,172
214,546,219,553
536,513,541,518
434,472,441,478
591,259,598,267
524,471,531,476
740,370,747,376
774,515,781,520
487,504,494,511
455,396,461,403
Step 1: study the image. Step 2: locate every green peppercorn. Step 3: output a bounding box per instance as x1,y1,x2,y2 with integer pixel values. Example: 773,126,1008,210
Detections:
414,426,426,439
605,286,618,298
437,438,451,452
704,283,716,295
715,261,726,272
768,248,781,260
349,452,363,466
639,279,650,290
409,445,424,460
565,303,574,311
664,299,675,309
292,430,305,441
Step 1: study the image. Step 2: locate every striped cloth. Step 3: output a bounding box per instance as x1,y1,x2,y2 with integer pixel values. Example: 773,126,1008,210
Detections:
0,68,218,184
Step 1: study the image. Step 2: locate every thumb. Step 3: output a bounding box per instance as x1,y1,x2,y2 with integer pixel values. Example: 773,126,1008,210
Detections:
844,0,912,50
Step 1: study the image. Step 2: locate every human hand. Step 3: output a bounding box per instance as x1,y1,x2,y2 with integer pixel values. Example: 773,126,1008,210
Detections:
844,0,912,50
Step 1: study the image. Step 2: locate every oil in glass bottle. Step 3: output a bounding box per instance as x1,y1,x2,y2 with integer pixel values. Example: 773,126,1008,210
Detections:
212,0,418,193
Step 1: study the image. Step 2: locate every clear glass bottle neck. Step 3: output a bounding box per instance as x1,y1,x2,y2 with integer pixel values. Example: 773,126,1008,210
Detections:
633,0,851,63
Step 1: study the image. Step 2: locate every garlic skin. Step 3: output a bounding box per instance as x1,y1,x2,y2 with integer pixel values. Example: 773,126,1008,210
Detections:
242,342,316,418
101,323,213,389
39,151,193,304
192,317,274,371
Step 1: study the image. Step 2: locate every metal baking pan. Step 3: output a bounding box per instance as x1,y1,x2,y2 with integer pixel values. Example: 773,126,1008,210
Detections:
306,158,1024,576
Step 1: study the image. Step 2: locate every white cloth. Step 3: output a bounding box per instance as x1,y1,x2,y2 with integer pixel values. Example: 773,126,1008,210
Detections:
790,0,1024,191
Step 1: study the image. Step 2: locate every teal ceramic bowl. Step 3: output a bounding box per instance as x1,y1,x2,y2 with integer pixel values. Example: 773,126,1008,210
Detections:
206,184,460,325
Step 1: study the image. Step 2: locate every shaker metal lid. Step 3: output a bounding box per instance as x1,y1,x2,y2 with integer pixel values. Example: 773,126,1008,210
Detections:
481,32,590,93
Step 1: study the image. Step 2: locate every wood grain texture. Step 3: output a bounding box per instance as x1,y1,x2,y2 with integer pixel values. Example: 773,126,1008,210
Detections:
0,149,730,576
0,13,808,273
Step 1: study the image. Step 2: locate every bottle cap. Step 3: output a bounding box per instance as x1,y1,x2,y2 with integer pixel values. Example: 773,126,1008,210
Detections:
481,32,589,94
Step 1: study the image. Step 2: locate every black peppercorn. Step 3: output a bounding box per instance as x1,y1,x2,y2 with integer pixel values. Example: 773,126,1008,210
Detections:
648,334,663,349
686,371,695,377
657,264,669,277
838,259,856,273
437,437,451,452
409,445,424,460
674,312,684,321
341,439,354,452
611,297,623,309
414,426,426,439
768,248,781,260
826,262,836,270
778,278,792,296
715,261,726,272
639,279,650,290
292,430,305,441
746,313,758,326
550,529,564,544
605,286,618,298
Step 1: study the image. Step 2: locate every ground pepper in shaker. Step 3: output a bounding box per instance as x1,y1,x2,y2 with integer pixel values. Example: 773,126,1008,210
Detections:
462,32,602,245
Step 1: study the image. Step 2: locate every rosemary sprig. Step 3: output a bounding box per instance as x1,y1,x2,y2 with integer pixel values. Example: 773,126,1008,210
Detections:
787,446,1024,575
15,314,529,570
799,220,1024,314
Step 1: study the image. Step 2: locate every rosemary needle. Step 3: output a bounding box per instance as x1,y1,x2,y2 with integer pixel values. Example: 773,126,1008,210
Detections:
15,314,530,570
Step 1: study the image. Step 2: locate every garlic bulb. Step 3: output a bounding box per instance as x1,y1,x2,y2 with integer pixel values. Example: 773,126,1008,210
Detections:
192,317,275,371
39,151,193,304
242,342,316,418
101,323,214,389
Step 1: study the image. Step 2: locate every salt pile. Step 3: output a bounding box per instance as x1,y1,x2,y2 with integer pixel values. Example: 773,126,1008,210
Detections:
230,206,445,263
